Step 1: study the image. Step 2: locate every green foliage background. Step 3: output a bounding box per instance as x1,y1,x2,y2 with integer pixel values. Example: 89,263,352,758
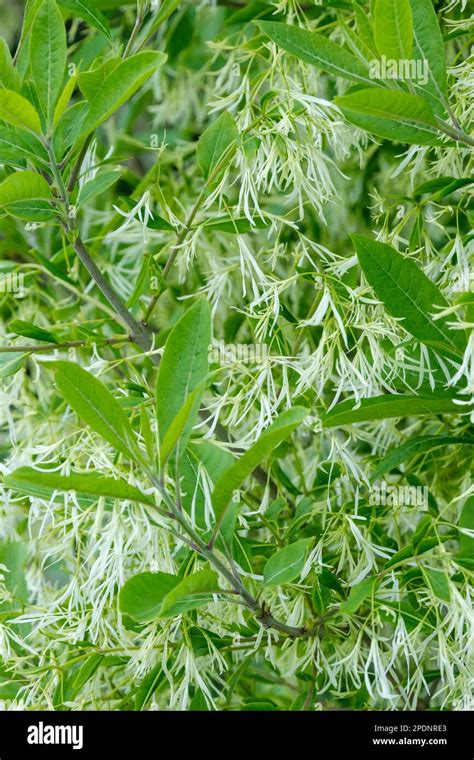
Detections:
0,0,472,711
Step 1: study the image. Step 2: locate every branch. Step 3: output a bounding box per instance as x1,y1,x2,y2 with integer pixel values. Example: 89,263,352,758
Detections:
0,336,130,353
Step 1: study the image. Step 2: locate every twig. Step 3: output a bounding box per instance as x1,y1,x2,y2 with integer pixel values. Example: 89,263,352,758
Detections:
0,337,130,353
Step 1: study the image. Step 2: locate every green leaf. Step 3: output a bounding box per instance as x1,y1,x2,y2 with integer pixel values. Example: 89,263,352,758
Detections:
181,441,235,530
0,540,28,610
352,235,466,358
0,170,53,221
353,4,377,58
77,169,121,207
0,353,27,380
263,539,312,587
374,0,413,60
14,0,42,78
156,299,211,447
0,89,42,133
119,572,180,623
340,575,377,615
0,39,20,91
119,569,219,622
58,0,112,39
58,101,89,150
72,654,104,691
422,568,450,603
385,536,448,570
159,569,219,618
212,407,308,527
118,196,174,231
458,495,474,559
79,51,167,137
53,70,77,127
159,382,207,466
30,0,67,126
78,58,120,101
322,394,463,428
414,176,474,199
335,87,443,146
9,319,57,343
0,125,48,167
50,361,140,461
409,0,447,116
202,215,269,234
5,466,155,507
144,0,181,36
197,111,238,187
372,436,474,479
134,664,166,710
257,21,372,85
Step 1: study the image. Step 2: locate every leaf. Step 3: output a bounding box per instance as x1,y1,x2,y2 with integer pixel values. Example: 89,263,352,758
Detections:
257,21,372,85
335,87,443,146
0,89,42,133
30,0,67,126
118,196,174,231
202,215,269,234
58,0,112,39
9,319,57,343
422,568,450,603
156,299,211,448
0,125,48,167
49,361,140,461
134,664,166,710
58,101,88,150
352,235,466,358
119,572,180,623
212,407,308,527
262,539,312,587
372,436,474,479
409,0,447,116
0,170,53,221
414,176,474,199
0,540,28,610
0,169,50,203
143,0,181,36
374,0,413,60
14,0,42,78
78,58,120,101
0,39,20,91
197,111,238,187
353,4,377,58
385,536,448,570
181,441,235,530
0,353,27,380
79,51,167,137
340,575,377,615
119,569,219,622
5,466,155,507
159,569,219,618
159,382,207,466
322,394,463,428
458,495,474,559
53,70,78,127
72,654,104,691
77,169,121,207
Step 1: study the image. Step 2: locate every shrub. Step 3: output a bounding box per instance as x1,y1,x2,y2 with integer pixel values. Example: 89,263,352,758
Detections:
0,0,472,711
